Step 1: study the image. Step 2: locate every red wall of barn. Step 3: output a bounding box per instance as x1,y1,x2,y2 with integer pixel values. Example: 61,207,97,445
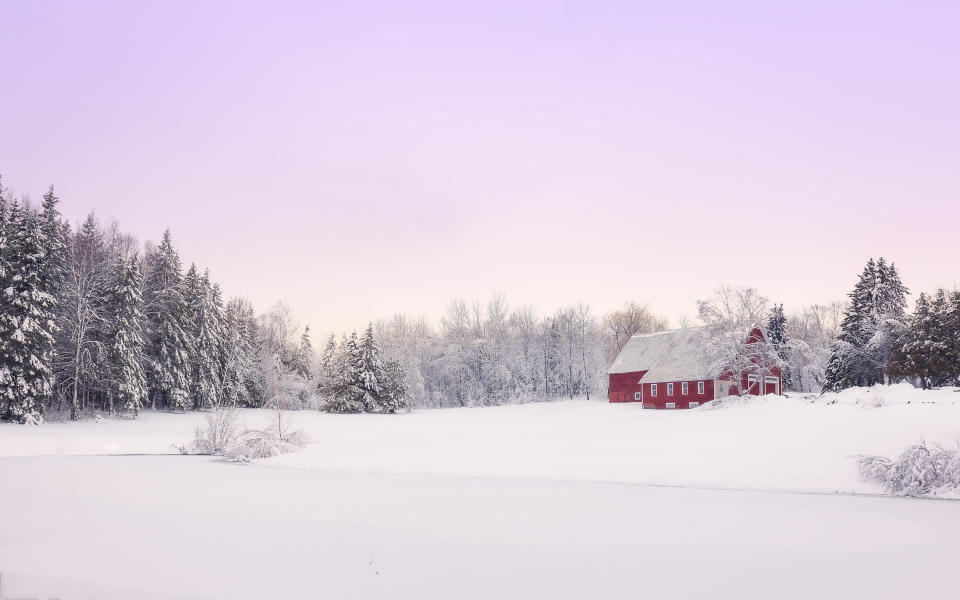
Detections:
608,371,647,403
608,373,715,409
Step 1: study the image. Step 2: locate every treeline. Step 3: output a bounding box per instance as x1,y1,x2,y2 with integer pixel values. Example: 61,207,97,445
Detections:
817,257,960,391
369,299,668,409
0,179,347,423
892,289,960,388
9,180,949,423
0,179,674,421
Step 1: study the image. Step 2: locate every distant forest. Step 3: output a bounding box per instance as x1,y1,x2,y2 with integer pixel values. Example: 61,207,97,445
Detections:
0,178,954,423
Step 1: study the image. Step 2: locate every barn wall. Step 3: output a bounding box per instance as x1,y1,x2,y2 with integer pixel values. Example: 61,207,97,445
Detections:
641,379,715,409
608,371,647,403
608,373,715,409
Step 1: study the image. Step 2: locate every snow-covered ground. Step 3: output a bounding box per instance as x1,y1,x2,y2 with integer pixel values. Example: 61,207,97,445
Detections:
1,385,959,599
3,384,959,494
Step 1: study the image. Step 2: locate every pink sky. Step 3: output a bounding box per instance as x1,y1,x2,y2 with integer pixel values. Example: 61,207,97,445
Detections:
1,1,958,333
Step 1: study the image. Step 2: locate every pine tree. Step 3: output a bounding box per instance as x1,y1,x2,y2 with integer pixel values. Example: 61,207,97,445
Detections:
897,293,935,388
823,258,909,391
354,324,385,412
107,256,148,415
184,266,223,409
145,230,192,410
39,186,67,296
0,203,58,422
318,334,338,399
766,303,791,389
948,291,960,385
0,181,11,418
323,333,364,413
0,176,9,284
380,359,409,413
222,296,260,407
293,326,313,380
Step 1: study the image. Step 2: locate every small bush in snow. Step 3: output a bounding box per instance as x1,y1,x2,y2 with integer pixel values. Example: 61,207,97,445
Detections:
857,442,960,497
224,417,311,462
22,412,45,426
188,407,241,456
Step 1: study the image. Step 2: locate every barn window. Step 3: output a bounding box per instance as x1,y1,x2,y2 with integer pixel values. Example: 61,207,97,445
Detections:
698,381,705,395
634,392,641,401
665,402,676,409
681,382,689,395
689,402,700,408
651,384,657,396
667,383,674,396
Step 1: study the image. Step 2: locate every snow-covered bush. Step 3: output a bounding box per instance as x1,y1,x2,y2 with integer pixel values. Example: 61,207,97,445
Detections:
182,407,311,461
224,417,311,462
187,407,240,455
858,442,960,497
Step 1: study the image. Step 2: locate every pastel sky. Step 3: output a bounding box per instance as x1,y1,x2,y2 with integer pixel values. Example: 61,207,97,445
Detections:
2,1,958,333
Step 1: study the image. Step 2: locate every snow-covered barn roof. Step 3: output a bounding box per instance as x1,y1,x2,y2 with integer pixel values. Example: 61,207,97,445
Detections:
607,328,714,382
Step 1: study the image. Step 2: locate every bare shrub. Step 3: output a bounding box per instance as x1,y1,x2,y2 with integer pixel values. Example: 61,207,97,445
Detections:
188,407,240,455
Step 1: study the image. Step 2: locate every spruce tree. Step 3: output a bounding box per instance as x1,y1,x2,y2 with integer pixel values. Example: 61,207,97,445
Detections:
184,266,222,409
145,230,192,410
222,296,260,407
766,303,791,389
823,258,909,391
380,359,409,413
0,203,58,422
354,324,385,412
0,176,8,284
293,326,314,380
39,186,66,296
0,181,10,417
108,256,148,415
899,293,935,388
949,291,960,385
318,334,338,400
324,333,364,413
928,290,955,385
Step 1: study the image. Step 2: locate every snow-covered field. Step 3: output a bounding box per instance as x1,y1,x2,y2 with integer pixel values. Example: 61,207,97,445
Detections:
1,385,959,599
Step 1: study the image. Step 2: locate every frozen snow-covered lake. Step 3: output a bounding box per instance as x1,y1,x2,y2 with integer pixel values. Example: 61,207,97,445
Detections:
1,455,958,600
1,389,959,598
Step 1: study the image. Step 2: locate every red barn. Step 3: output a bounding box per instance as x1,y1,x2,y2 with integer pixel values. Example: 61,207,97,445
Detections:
607,327,782,409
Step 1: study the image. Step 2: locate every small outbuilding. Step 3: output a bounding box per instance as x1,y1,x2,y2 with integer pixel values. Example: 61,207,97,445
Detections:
607,327,781,409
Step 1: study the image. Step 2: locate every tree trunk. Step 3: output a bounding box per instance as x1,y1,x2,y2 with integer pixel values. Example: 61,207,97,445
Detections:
71,362,80,421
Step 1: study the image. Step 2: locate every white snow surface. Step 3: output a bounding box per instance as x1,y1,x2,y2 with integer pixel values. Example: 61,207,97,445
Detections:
1,385,959,599
3,384,959,494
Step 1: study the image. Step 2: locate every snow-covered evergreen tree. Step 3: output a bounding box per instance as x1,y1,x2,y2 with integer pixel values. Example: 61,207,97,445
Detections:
184,266,223,409
895,289,960,388
766,303,792,389
354,324,385,412
222,296,261,407
38,186,67,296
0,182,10,418
292,326,314,380
0,202,58,422
380,359,409,413
323,333,364,413
823,258,909,391
318,334,338,399
107,255,148,415
144,230,192,410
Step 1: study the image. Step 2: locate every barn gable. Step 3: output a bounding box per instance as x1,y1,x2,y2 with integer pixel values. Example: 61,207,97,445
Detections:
607,328,713,382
